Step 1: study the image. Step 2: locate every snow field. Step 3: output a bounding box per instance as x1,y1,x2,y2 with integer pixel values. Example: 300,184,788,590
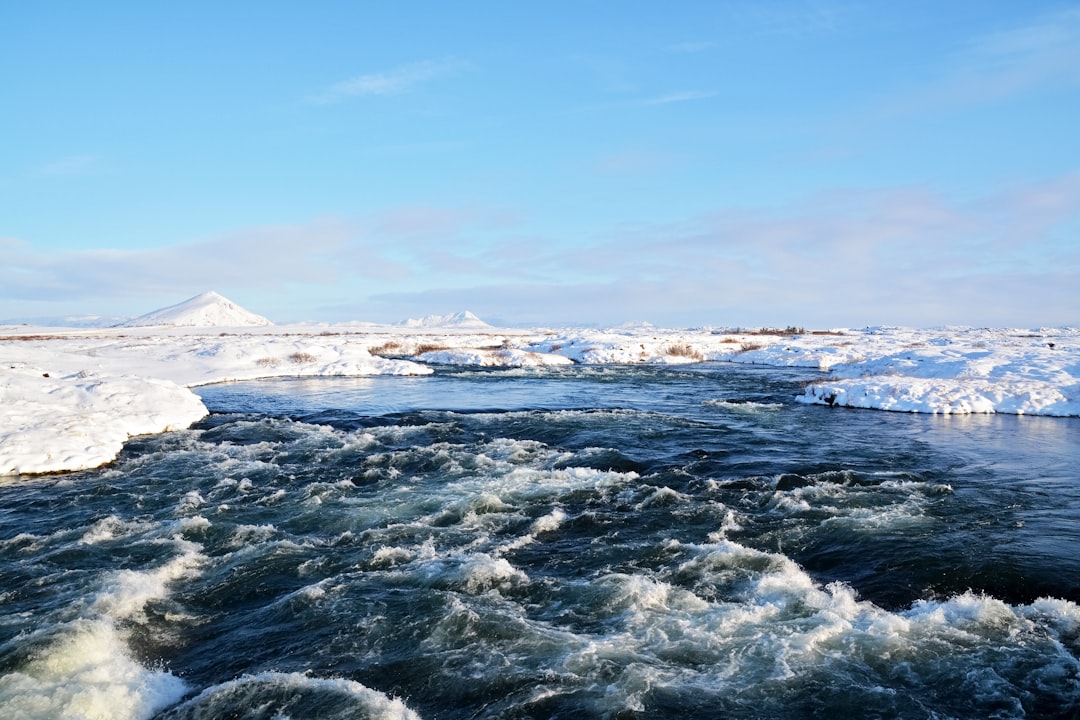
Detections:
1,322,1076,476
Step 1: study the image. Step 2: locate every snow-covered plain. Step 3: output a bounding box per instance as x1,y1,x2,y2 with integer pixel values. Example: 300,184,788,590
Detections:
2,303,1077,475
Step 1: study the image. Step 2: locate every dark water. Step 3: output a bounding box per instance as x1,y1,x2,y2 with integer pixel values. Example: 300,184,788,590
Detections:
2,363,1079,719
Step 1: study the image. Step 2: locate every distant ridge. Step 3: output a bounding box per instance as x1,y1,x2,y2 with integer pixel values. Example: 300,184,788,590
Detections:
0,314,127,328
117,291,273,328
396,310,492,329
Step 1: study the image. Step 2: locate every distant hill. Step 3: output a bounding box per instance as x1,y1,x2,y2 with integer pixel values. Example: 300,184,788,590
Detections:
0,314,127,328
396,310,492,329
116,291,273,328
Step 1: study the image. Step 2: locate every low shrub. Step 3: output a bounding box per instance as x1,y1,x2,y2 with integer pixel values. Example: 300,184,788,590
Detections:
664,343,704,361
368,341,403,355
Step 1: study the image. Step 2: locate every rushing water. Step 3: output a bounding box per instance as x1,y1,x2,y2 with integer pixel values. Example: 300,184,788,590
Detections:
2,363,1079,719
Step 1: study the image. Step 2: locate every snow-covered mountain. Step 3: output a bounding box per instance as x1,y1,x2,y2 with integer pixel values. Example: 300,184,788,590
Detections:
117,291,273,328
396,311,492,329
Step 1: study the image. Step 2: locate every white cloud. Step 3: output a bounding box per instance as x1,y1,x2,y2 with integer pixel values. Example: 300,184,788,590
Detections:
369,174,1080,327
4,173,1078,327
0,218,394,304
309,57,468,104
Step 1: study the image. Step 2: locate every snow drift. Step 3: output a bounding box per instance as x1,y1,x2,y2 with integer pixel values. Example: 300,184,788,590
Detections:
1,320,1077,476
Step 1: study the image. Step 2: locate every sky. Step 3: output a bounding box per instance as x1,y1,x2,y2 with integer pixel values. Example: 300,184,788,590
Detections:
2,1,1079,328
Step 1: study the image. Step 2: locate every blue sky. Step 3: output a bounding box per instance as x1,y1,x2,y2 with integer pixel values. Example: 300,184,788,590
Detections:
3,1,1079,327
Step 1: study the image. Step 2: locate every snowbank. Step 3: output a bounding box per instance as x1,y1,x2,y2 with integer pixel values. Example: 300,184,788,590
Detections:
1,323,1076,476
0,328,431,475
0,366,207,475
417,347,572,367
791,328,1080,415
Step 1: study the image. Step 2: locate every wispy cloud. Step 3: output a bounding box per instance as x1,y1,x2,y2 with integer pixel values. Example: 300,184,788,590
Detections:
665,41,716,54
570,54,638,95
951,7,1080,101
883,7,1080,115
34,154,102,177
586,149,677,177
309,57,468,104
364,171,1080,327
356,139,470,156
735,1,845,37
0,218,401,304
642,90,716,106
5,173,1078,327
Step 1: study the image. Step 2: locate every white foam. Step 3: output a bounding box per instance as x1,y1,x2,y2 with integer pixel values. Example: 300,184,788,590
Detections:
167,671,420,719
91,539,205,620
0,619,188,720
1,536,205,720
225,523,278,549
371,545,415,567
457,553,530,594
530,508,566,534
551,541,1080,714
635,486,686,509
79,515,152,545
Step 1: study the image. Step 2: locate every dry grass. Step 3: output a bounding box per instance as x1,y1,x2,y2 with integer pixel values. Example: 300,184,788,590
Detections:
739,342,765,352
368,341,451,356
0,334,70,341
664,343,704,361
289,351,317,364
730,326,806,336
717,325,836,337
368,341,403,356
255,357,280,368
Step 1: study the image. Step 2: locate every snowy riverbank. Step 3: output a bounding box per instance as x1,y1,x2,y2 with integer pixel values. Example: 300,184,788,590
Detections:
2,323,1077,475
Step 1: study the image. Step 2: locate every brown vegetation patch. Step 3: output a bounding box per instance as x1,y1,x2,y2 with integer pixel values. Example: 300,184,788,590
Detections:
414,343,450,355
368,341,403,356
735,326,806,336
0,334,71,341
664,343,704,361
